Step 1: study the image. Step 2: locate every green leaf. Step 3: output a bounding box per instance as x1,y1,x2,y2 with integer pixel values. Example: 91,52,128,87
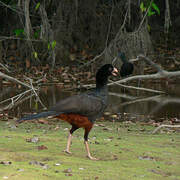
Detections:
47,41,56,50
51,40,56,49
48,43,50,50
140,2,146,12
148,7,155,16
34,31,39,39
33,52,38,59
35,2,40,11
151,2,160,15
148,10,155,16
14,29,24,37
147,24,151,32
35,101,38,110
140,2,144,11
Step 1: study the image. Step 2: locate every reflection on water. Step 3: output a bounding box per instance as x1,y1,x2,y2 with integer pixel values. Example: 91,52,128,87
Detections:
0,83,180,120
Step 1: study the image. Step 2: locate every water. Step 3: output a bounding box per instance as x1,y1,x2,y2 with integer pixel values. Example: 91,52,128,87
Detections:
0,83,180,121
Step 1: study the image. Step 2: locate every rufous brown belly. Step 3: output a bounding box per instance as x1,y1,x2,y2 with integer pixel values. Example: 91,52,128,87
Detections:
55,113,93,129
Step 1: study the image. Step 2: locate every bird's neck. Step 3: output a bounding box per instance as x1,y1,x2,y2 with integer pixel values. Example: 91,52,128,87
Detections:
96,77,108,89
121,56,127,63
95,85,108,98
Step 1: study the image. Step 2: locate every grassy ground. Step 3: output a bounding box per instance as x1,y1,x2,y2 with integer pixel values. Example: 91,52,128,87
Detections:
0,120,180,180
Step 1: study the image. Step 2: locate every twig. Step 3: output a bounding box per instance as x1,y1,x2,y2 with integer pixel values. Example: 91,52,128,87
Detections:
109,92,136,100
138,54,164,73
136,0,154,32
109,80,165,94
26,77,47,110
0,90,32,105
0,63,10,72
80,50,106,68
120,95,162,106
112,54,180,84
152,125,180,134
114,70,180,84
0,93,35,111
0,36,43,42
0,71,33,89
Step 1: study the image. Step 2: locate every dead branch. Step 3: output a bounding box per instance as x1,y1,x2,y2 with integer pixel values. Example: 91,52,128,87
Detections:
109,80,165,94
137,0,154,32
0,71,33,89
114,54,180,84
0,36,43,42
0,72,47,111
25,77,47,109
0,93,35,112
0,63,10,72
0,89,34,111
138,54,164,72
0,89,32,105
120,95,162,106
109,92,136,100
152,125,180,134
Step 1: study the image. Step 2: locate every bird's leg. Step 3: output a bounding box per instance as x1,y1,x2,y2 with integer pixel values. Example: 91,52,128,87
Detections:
64,125,78,154
65,133,72,154
84,141,97,160
84,127,97,160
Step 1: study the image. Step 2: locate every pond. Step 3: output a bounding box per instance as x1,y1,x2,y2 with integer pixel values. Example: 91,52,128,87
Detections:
0,82,180,122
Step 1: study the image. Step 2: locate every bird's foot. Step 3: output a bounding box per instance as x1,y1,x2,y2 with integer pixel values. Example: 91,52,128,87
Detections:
63,150,72,154
87,155,98,160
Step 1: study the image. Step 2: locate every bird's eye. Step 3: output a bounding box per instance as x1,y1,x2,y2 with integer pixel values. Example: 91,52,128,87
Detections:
109,67,113,72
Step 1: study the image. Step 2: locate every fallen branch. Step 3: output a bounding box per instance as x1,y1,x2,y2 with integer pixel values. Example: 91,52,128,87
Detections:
26,77,47,110
0,90,34,111
0,63,10,72
114,54,180,84
109,92,136,100
5,94,35,111
120,95,162,106
0,72,45,111
152,125,180,134
0,71,33,89
0,89,32,105
109,80,165,94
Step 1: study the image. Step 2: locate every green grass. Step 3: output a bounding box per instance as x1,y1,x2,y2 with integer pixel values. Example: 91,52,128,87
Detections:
0,120,180,180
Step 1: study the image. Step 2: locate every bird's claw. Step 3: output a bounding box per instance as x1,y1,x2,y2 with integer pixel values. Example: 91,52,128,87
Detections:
64,150,72,154
87,155,98,160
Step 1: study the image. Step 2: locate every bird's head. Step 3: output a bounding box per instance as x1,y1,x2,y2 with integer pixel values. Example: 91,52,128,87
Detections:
96,64,118,88
97,64,118,78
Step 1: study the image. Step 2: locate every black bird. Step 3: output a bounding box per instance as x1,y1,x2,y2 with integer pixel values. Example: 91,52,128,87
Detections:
16,64,118,160
118,52,134,77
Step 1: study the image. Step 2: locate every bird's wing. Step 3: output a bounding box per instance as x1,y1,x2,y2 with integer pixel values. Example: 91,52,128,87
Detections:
50,93,107,119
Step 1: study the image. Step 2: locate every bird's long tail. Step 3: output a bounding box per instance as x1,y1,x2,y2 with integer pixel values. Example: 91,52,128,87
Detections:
16,111,59,124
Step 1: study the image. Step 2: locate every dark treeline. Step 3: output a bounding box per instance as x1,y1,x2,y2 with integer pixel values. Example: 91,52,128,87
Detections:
0,0,179,69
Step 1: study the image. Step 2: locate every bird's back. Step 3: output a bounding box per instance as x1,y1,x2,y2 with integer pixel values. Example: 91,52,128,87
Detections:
50,88,108,122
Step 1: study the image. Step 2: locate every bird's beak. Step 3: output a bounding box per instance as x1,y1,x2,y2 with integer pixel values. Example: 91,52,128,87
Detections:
112,67,118,76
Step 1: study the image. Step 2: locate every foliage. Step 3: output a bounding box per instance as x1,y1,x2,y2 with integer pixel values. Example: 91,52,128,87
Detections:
140,0,160,16
14,29,24,37
33,51,38,59
48,40,56,50
35,2,41,11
